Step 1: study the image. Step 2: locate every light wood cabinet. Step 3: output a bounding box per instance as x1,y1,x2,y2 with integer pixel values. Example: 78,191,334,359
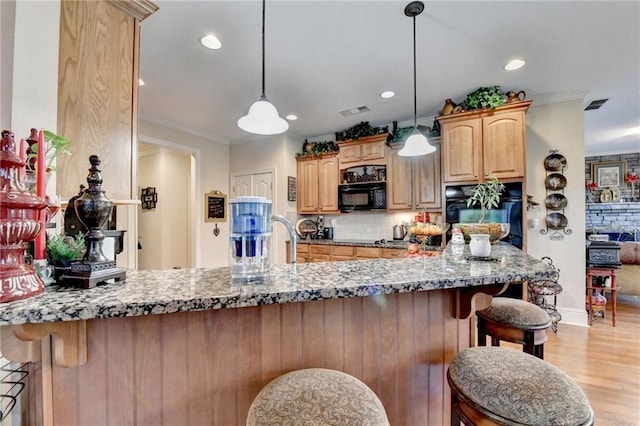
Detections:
286,243,407,263
355,246,381,259
338,135,387,165
439,101,531,183
296,154,339,214
387,141,441,211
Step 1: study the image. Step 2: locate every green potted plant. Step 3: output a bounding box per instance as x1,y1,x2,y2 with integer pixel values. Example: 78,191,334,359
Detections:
22,130,72,192
454,176,509,243
46,233,85,280
463,86,506,110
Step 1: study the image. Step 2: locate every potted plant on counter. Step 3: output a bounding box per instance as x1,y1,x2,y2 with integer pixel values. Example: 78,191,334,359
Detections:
46,233,85,281
453,176,510,243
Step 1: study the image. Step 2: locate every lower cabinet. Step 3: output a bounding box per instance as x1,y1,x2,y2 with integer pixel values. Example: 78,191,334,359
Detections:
286,243,406,263
381,248,405,259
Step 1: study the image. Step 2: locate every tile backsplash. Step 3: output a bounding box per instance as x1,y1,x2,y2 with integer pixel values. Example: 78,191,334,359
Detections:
298,212,443,241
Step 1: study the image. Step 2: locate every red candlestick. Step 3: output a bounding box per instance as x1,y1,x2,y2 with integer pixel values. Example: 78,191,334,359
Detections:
18,138,25,179
34,130,47,260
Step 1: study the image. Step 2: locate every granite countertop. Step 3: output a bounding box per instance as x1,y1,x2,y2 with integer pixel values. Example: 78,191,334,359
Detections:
0,243,554,326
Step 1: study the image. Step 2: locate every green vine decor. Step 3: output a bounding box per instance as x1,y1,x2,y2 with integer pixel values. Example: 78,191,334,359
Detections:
296,140,339,158
463,86,506,110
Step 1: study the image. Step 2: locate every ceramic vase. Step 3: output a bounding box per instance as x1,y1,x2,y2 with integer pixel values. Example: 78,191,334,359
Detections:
469,234,491,257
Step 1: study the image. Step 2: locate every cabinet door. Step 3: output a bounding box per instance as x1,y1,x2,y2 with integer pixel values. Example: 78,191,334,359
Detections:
381,248,405,259
441,119,482,183
361,141,386,161
386,148,413,210
482,111,526,180
413,143,441,209
339,143,361,164
318,157,339,213
355,247,381,259
297,160,319,213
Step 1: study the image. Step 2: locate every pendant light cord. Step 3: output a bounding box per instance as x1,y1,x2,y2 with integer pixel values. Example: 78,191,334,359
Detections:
261,0,266,98
412,14,417,129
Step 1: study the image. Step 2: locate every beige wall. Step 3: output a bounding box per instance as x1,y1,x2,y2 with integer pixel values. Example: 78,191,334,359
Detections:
139,120,230,267
526,98,588,326
138,148,191,270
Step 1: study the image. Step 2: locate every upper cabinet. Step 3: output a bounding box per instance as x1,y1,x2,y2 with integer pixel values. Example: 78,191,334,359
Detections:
387,141,441,211
297,154,339,214
338,134,387,165
438,101,531,183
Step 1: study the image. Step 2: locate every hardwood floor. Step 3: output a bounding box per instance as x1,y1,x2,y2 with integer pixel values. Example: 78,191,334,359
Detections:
543,295,640,426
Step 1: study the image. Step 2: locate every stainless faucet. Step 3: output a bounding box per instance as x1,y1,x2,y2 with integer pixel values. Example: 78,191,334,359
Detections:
272,215,296,263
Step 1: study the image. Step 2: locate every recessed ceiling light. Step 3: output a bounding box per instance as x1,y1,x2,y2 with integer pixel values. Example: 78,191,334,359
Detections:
380,91,395,99
200,34,222,50
504,59,525,71
286,114,298,121
138,78,145,86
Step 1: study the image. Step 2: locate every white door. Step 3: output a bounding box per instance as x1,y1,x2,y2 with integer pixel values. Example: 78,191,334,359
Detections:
232,172,273,200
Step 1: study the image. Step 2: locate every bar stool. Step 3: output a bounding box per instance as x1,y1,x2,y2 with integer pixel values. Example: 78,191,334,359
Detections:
476,297,552,359
448,346,594,426
246,368,389,426
586,267,618,326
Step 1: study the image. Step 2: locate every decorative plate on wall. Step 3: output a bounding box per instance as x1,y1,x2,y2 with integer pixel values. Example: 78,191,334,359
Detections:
545,173,567,190
543,152,567,171
545,213,568,230
544,193,568,210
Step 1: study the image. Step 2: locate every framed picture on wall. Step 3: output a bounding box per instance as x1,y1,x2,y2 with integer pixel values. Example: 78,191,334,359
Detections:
141,187,158,210
204,190,227,222
287,176,297,201
592,161,627,188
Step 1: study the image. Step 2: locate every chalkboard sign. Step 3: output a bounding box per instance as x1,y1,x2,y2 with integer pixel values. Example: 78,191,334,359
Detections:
204,191,227,222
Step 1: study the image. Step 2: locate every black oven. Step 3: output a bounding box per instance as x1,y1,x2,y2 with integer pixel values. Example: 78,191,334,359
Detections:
338,182,387,212
444,183,524,249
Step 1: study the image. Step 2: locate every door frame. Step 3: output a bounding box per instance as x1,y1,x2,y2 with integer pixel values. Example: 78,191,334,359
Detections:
138,134,200,268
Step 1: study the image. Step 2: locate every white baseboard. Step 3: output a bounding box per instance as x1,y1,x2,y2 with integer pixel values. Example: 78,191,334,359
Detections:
557,307,589,327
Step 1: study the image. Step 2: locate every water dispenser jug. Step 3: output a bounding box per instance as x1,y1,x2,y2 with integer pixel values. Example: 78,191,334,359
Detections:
229,196,296,283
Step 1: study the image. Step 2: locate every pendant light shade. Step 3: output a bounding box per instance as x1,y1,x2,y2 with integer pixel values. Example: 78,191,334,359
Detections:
238,0,288,135
238,95,289,135
401,130,436,156
398,1,436,157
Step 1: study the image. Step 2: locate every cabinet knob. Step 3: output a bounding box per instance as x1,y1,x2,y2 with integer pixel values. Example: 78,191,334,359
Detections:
407,203,412,207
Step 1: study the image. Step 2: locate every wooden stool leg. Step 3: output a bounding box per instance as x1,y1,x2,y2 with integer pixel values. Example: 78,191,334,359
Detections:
491,337,500,347
523,330,535,356
450,390,460,426
477,317,487,347
586,272,594,326
534,344,544,359
611,270,617,327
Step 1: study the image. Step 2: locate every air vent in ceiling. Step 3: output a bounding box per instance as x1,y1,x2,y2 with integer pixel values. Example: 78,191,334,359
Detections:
584,98,608,111
339,106,370,116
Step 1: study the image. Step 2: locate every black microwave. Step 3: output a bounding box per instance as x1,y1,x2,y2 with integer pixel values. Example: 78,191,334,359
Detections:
338,182,387,212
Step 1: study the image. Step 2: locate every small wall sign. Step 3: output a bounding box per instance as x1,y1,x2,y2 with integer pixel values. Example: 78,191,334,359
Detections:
205,190,227,222
141,187,158,210
288,176,297,201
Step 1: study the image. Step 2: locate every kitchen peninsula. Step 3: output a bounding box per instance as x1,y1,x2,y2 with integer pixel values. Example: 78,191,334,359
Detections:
1,243,554,425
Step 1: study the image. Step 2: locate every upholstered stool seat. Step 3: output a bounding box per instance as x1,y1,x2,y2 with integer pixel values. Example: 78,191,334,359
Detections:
246,368,389,426
448,346,594,426
477,297,552,358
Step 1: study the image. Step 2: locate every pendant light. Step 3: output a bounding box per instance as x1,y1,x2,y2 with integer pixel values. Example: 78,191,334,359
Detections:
238,0,289,135
398,1,436,157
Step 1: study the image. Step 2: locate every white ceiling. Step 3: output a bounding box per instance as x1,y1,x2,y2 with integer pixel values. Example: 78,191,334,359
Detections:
139,1,640,155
